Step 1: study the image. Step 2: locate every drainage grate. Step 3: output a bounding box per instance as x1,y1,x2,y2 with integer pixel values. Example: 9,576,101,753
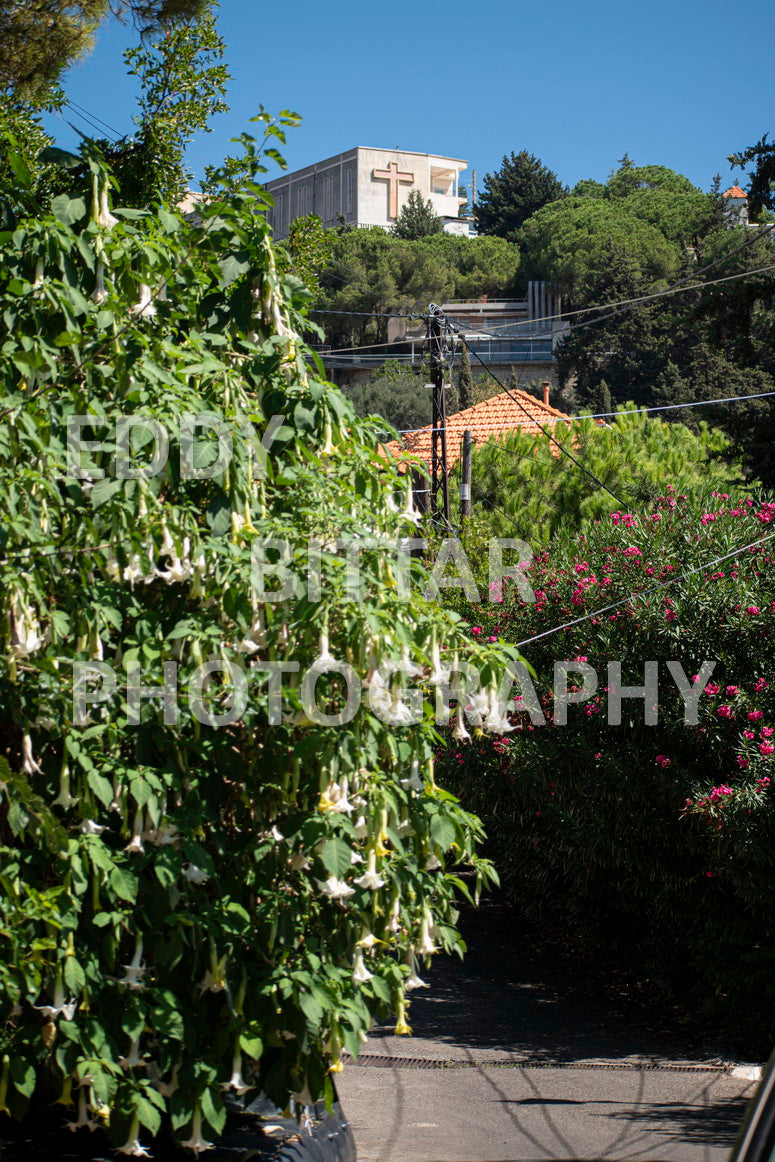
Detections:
349,1054,731,1073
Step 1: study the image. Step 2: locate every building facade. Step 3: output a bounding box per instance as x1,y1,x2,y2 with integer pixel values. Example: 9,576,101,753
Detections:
265,147,470,238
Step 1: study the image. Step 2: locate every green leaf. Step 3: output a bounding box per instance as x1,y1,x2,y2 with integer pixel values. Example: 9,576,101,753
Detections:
298,991,323,1026
64,956,85,994
38,146,82,169
134,1094,162,1136
239,1030,263,1059
10,1058,35,1098
430,814,457,851
293,402,316,433
320,836,351,878
109,866,138,903
7,153,32,189
87,769,114,807
51,195,86,226
206,490,231,537
90,478,123,508
200,1086,226,1135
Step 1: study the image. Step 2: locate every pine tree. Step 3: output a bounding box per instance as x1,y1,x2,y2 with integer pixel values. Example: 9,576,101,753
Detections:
474,150,566,240
392,190,443,239
0,0,208,96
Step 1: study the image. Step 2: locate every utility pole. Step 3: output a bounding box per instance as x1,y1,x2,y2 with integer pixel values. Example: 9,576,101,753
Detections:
427,304,450,528
460,429,473,519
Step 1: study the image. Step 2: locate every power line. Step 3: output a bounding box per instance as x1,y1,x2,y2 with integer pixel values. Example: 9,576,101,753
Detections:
310,308,430,320
477,222,775,334
393,388,775,434
308,257,775,349
311,336,426,355
62,101,121,143
513,528,775,650
64,100,124,142
449,328,631,510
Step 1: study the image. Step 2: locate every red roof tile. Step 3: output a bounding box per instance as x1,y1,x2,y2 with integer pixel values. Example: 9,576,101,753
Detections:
384,389,572,472
723,185,748,199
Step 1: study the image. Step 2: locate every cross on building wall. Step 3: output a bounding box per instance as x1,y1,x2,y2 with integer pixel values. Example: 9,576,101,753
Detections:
372,161,415,219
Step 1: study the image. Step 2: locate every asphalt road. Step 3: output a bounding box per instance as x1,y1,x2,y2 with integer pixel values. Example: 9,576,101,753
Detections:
337,900,760,1162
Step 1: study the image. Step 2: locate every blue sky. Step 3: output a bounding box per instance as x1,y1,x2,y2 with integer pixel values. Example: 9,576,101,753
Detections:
45,0,774,195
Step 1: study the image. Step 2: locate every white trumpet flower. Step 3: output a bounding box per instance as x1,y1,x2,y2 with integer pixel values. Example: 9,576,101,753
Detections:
22,733,42,775
220,1048,251,1096
417,910,437,956
118,1035,144,1070
352,952,373,984
354,851,385,891
116,1114,151,1156
10,593,43,657
96,186,119,231
118,938,146,990
66,1088,98,1132
34,971,77,1021
124,810,145,854
317,876,354,900
183,864,210,885
178,1106,214,1156
79,819,106,836
131,283,157,319
91,260,108,305
451,704,471,743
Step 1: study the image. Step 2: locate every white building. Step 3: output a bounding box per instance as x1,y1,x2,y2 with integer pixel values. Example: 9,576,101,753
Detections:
265,146,472,238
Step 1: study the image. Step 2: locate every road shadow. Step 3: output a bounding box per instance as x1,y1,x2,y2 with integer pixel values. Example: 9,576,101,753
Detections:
395,897,731,1066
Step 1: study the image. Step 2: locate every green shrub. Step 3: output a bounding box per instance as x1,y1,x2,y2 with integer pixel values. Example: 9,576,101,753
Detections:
439,490,775,1052
0,146,505,1151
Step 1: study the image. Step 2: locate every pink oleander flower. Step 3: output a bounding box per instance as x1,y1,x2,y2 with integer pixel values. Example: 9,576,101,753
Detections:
743,730,755,740
470,626,482,636
717,705,733,718
705,682,720,696
655,755,671,768
762,727,774,738
748,711,764,721
737,757,750,769
665,610,677,622
754,678,769,693
725,686,739,696
746,606,761,615
759,743,775,757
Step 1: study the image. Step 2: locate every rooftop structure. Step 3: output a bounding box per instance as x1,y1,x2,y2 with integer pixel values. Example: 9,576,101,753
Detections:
264,146,472,238
384,385,571,473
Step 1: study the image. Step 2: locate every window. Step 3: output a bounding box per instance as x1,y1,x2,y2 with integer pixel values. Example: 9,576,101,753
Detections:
345,169,354,215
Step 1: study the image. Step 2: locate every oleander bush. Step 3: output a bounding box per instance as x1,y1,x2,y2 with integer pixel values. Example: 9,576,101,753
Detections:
440,490,775,1051
0,138,507,1153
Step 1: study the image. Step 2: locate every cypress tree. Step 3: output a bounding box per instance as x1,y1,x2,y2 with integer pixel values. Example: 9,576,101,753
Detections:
458,342,474,411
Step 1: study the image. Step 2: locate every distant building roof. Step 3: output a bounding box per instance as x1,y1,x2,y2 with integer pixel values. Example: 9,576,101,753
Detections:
384,388,571,473
723,185,748,199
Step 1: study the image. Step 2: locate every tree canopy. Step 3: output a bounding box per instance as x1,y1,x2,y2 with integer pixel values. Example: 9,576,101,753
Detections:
316,228,520,347
0,0,209,95
520,196,681,300
474,149,565,240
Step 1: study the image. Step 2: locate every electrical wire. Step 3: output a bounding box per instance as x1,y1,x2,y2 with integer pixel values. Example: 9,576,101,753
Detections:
62,101,121,143
64,99,124,142
446,323,631,510
513,528,775,650
393,388,775,434
472,221,775,334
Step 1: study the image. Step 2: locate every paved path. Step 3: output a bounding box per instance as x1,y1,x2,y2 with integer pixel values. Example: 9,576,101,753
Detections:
338,899,759,1161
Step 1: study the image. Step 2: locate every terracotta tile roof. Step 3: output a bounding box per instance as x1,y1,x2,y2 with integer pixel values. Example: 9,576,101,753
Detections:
723,185,748,199
384,389,572,472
